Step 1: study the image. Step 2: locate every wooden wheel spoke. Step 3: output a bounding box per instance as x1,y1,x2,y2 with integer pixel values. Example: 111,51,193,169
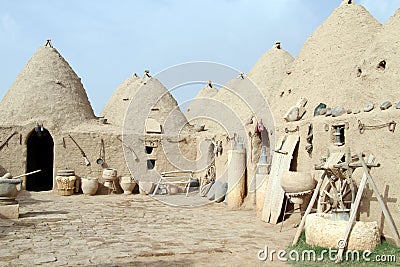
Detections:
342,189,352,199
338,179,342,193
341,182,348,195
323,206,331,213
323,190,333,199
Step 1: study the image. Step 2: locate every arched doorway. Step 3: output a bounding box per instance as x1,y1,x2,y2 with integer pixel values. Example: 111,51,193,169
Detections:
26,128,54,191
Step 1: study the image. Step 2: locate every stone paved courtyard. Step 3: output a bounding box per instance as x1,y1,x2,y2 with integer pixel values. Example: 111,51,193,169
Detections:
0,191,298,266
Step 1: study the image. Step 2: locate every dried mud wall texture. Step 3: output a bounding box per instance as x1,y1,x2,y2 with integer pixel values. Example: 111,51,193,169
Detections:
357,8,400,104
101,76,143,127
56,131,130,185
0,126,26,181
247,44,294,100
272,3,382,123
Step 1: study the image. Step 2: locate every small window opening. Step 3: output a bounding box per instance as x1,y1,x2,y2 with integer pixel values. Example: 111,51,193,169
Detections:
332,125,345,146
147,159,155,170
377,60,386,70
357,67,362,77
145,146,153,154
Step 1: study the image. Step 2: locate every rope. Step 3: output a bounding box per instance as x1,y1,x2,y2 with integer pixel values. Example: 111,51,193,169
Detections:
285,126,299,133
0,131,18,151
358,120,396,134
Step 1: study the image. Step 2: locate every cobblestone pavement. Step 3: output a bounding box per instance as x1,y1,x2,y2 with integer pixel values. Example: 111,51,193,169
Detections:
0,191,298,266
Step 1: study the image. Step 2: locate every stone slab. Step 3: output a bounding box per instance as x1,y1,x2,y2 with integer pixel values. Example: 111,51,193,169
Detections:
0,204,19,219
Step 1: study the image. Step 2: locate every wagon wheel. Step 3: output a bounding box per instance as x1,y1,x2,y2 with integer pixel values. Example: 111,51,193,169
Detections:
206,164,216,181
202,164,216,185
317,174,356,213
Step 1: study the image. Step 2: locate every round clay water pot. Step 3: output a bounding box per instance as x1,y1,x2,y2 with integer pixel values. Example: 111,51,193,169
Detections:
120,176,136,195
0,178,23,200
81,177,99,196
102,168,117,179
280,171,316,194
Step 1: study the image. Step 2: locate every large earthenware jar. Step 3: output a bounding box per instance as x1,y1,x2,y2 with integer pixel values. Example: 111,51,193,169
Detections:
81,177,99,195
119,176,136,195
0,178,23,204
280,171,316,193
56,170,76,196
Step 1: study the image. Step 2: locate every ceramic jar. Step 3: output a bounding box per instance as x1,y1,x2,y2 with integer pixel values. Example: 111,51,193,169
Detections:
81,177,99,195
120,176,136,195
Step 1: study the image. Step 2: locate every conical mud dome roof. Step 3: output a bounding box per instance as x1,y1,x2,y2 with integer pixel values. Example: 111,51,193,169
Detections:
357,8,400,103
123,76,188,134
101,75,143,127
247,42,294,100
194,83,219,99
274,2,382,121
0,45,95,127
186,82,218,115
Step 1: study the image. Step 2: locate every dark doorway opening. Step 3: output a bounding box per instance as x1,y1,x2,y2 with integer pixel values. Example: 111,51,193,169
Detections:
26,128,54,191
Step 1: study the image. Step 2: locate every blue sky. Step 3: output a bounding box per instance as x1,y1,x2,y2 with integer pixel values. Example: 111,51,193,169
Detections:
0,0,398,115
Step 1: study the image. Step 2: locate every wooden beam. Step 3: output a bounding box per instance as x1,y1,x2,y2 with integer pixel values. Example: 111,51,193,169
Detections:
337,154,374,262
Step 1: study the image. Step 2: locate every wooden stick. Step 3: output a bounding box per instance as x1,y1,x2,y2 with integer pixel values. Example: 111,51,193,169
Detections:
292,172,326,245
359,153,400,246
337,154,374,262
13,169,41,179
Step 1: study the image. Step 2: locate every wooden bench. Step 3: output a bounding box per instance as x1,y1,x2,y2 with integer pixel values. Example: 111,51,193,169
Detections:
152,170,194,197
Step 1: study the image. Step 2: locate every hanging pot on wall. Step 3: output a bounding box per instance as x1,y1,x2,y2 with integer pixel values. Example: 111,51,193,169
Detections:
96,139,105,165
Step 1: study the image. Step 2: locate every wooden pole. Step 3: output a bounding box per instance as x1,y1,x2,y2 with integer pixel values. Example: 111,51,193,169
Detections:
13,169,41,179
337,154,374,262
359,153,400,246
292,172,326,245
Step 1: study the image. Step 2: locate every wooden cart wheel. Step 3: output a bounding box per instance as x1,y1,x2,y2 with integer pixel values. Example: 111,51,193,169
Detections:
317,175,356,213
205,165,216,181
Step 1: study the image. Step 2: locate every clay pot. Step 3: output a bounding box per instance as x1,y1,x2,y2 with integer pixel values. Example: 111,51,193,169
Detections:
102,168,117,179
280,171,316,194
120,176,136,195
103,168,117,188
81,177,99,196
139,181,155,195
